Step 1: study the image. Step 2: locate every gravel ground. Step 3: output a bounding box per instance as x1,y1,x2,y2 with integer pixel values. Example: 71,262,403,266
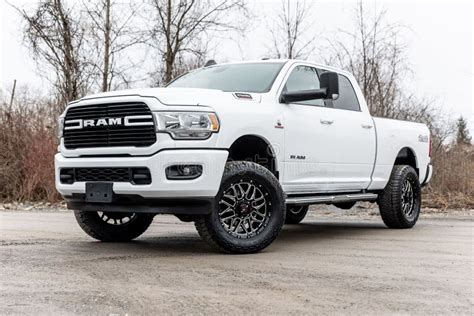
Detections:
0,205,473,314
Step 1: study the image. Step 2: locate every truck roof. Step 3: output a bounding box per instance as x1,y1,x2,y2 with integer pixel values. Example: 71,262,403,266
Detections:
211,59,352,77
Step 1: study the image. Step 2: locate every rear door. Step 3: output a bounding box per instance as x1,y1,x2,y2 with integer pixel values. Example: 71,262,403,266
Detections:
316,71,376,190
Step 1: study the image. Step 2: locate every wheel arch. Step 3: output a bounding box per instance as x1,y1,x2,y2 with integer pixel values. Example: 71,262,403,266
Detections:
394,147,418,175
227,134,279,178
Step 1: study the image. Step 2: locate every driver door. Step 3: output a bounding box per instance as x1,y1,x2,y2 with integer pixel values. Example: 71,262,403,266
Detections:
281,65,336,193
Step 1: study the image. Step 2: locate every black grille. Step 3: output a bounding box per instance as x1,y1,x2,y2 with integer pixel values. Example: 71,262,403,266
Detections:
63,102,156,149
60,168,151,185
76,168,129,182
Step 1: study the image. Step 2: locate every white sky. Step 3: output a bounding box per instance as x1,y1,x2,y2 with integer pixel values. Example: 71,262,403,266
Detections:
1,0,473,133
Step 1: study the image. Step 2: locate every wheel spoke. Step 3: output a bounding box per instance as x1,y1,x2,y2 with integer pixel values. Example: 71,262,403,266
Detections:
401,178,416,217
243,184,253,199
218,180,270,238
250,213,264,223
232,218,242,232
241,220,249,235
219,206,234,216
98,211,136,226
223,193,237,202
235,183,246,199
220,199,235,209
220,209,237,221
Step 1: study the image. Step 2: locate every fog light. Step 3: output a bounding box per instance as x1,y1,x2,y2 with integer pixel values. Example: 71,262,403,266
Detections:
59,168,74,184
166,165,203,180
131,168,152,185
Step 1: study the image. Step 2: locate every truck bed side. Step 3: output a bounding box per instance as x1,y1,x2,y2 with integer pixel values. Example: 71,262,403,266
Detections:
369,117,431,190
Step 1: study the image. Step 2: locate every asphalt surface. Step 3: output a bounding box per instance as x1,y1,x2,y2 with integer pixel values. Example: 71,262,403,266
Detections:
1,210,472,314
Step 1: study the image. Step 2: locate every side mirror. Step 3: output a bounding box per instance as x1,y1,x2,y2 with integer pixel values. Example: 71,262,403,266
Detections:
280,71,339,103
320,72,339,100
280,89,326,103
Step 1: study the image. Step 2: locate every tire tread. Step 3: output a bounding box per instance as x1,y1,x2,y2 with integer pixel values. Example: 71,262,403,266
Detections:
377,165,420,229
194,161,285,253
74,210,154,242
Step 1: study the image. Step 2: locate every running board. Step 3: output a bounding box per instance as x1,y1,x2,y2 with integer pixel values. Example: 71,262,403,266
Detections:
286,193,378,205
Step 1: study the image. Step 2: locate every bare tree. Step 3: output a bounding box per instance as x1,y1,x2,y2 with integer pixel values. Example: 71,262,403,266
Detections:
267,0,316,59
83,0,146,91
327,2,409,117
15,0,92,103
326,2,456,153
148,0,247,84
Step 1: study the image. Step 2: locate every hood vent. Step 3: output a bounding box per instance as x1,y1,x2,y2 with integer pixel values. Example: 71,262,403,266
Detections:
233,92,253,100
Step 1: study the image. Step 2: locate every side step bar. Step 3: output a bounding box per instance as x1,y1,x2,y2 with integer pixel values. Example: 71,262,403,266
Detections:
286,193,378,205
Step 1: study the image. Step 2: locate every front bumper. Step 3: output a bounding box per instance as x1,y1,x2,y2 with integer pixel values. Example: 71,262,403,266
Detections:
55,149,228,201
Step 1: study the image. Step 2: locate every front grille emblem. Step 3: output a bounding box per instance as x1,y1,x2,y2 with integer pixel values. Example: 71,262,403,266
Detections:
65,115,153,130
63,102,156,149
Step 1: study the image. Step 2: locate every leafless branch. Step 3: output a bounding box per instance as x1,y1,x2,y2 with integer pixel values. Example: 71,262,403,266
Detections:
13,0,93,103
148,0,248,84
82,0,146,92
266,0,317,59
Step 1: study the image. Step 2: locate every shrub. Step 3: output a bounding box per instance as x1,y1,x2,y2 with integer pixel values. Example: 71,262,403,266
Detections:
425,144,474,209
0,89,61,202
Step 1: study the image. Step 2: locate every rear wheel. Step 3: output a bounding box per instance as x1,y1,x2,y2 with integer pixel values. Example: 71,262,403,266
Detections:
195,161,285,253
74,210,154,241
377,165,421,228
285,205,309,224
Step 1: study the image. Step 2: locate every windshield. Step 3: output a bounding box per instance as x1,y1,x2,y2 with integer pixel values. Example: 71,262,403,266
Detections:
167,62,285,93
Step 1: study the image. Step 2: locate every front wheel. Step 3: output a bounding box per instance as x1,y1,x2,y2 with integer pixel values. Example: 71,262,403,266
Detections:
195,161,286,253
74,210,154,241
377,165,421,228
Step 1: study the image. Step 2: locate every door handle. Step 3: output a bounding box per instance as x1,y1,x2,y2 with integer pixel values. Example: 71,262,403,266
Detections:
320,119,334,125
361,124,373,129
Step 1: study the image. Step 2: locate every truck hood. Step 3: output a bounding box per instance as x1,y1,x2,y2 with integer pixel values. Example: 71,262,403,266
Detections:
79,87,261,107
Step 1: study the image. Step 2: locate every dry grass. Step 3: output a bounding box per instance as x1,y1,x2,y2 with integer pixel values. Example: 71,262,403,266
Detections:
423,144,474,209
0,91,61,202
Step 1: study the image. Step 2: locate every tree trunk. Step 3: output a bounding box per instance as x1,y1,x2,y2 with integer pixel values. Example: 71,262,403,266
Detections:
102,0,111,92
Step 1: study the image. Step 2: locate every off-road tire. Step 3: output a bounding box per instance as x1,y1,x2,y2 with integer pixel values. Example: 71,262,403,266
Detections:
285,205,309,224
195,161,286,254
74,210,154,241
377,165,421,228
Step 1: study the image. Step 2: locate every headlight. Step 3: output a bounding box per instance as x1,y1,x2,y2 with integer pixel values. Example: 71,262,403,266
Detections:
57,115,65,138
154,112,219,140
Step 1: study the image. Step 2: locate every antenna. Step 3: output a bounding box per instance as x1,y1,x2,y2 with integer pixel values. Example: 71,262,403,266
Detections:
204,59,217,67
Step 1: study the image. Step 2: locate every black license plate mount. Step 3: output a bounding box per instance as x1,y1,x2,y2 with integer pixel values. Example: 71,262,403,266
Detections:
85,182,114,203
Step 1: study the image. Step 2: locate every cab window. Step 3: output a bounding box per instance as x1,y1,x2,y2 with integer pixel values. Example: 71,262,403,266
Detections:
331,75,360,111
315,71,361,111
283,65,325,107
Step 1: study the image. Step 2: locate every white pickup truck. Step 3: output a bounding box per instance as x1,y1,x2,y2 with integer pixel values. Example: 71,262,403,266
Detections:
55,59,433,253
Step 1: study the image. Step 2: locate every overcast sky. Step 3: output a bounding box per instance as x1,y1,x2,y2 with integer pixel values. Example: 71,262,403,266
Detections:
1,0,472,133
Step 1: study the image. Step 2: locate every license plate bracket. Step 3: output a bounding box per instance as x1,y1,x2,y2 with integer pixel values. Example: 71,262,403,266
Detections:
85,182,114,203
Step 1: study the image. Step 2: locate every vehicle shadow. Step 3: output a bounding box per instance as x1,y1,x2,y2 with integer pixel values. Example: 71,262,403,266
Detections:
276,220,386,244
74,220,387,255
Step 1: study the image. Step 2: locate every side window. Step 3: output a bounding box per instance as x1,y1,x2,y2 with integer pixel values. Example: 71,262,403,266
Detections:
332,75,360,111
283,65,324,106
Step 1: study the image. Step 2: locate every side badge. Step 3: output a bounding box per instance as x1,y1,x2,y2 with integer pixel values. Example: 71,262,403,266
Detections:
275,120,284,129
418,135,429,143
